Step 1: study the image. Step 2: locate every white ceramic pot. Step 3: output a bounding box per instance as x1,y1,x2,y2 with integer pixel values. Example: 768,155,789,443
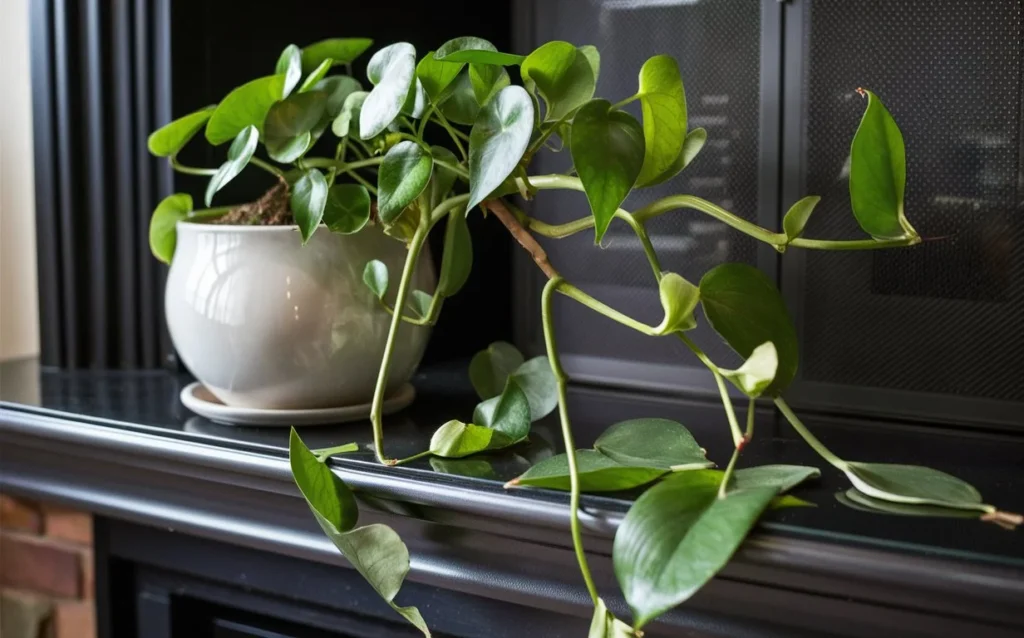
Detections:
165,222,434,409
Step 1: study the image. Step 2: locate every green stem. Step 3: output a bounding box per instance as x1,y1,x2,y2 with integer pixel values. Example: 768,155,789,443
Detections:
169,155,217,176
718,446,741,499
557,282,660,336
634,195,782,244
745,397,755,442
621,216,662,279
302,157,384,171
313,442,359,462
429,194,470,224
433,158,470,180
187,206,233,220
346,170,378,195
417,105,435,139
542,277,600,605
774,397,847,470
391,449,433,466
250,157,284,178
788,236,921,250
378,295,444,326
434,110,467,160
677,334,743,448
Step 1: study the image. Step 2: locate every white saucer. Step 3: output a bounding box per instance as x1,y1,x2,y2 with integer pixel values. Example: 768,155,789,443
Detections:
179,382,415,426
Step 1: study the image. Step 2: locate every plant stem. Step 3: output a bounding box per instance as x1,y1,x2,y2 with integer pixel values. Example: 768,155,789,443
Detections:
346,170,378,195
542,276,600,606
788,236,921,250
718,446,741,499
745,397,755,443
169,155,217,176
557,282,660,336
433,158,470,180
621,216,662,279
250,157,284,178
676,334,744,448
433,110,467,160
391,449,433,466
187,206,233,220
774,397,847,470
303,157,384,171
313,442,359,463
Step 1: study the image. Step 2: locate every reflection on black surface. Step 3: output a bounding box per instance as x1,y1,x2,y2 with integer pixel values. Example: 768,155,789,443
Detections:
1,358,1022,566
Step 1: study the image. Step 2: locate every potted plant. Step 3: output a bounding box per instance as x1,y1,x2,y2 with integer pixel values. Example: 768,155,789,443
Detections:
151,35,1021,637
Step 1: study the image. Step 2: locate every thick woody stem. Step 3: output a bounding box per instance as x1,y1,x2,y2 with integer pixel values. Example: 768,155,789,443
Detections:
483,198,558,280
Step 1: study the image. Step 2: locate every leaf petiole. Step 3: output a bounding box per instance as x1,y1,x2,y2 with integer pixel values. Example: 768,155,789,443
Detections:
313,442,359,462
774,397,847,470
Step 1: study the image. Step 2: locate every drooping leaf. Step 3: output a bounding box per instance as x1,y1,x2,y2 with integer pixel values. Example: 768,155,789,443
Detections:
782,195,821,242
361,43,417,139
570,99,645,243
147,105,215,157
467,85,534,213
276,44,303,97
588,598,634,638
363,260,388,299
416,51,464,102
434,37,524,66
263,91,327,163
377,141,433,223
437,207,473,297
635,55,687,187
407,290,433,319
837,488,982,520
643,127,707,187
594,418,711,471
717,342,778,398
291,169,328,243
149,193,192,264
509,357,557,422
472,378,531,442
205,125,259,206
206,75,287,145
730,465,820,493
699,263,798,396
300,38,374,74
332,91,369,138
468,341,525,400
521,41,597,121
289,428,359,532
469,63,509,105
654,272,700,334
429,420,515,458
613,471,776,628
298,58,334,93
843,463,987,511
428,146,461,208
323,184,371,234
849,89,916,240
510,450,666,493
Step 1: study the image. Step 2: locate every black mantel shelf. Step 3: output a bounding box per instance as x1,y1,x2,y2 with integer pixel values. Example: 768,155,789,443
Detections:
1,358,1022,638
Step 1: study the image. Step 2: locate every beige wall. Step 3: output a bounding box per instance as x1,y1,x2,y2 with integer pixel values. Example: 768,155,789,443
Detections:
0,0,40,362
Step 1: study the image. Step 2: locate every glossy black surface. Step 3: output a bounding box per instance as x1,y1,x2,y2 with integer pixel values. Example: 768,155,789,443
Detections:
2,357,1022,567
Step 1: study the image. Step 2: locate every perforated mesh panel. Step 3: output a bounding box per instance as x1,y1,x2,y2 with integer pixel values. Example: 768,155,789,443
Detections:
798,0,1024,402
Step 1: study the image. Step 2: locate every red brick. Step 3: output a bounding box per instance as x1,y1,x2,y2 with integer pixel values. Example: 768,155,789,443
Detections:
0,534,82,598
43,507,92,546
0,496,42,534
52,600,96,638
80,550,94,600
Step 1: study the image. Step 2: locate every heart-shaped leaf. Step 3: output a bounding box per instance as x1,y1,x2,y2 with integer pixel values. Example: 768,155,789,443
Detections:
843,463,987,511
699,263,798,396
588,598,633,638
206,75,287,145
642,127,707,187
511,450,666,493
613,470,777,628
467,85,534,213
429,420,516,458
782,195,821,242
634,55,687,187
437,207,473,297
147,106,215,157
595,418,711,471
276,44,303,97
570,99,645,243
654,272,700,334
849,89,917,240
300,38,373,74
332,91,369,138
323,184,371,234
468,341,525,400
416,51,464,102
521,41,597,121
717,341,778,398
509,357,557,422
205,125,259,206
469,64,509,105
363,260,388,299
264,91,327,163
361,43,417,140
298,58,333,93
149,193,192,264
407,290,433,319
435,37,525,66
291,169,328,243
472,378,531,441
837,488,981,520
377,141,433,223
730,465,820,493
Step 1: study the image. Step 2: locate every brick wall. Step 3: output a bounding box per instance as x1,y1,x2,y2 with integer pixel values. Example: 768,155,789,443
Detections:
0,495,95,638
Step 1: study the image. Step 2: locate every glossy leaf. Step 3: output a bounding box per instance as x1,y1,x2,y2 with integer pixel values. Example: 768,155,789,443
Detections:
437,207,473,297
437,71,481,125
782,195,821,242
467,85,534,213
843,463,987,511
416,51,464,102
291,169,328,243
837,488,981,520
430,457,500,480
149,193,192,264
429,420,515,458
323,184,371,234
147,106,215,157
570,99,645,243
730,465,820,493
699,263,798,396
300,38,373,74
434,37,524,66
588,598,633,638
276,44,303,97
521,41,597,121
205,126,259,206
401,79,428,119
263,91,327,163
509,357,558,421
290,428,359,533
635,55,687,187
654,272,700,334
377,141,433,223
361,43,417,139
363,260,388,299
407,290,433,319
849,89,916,240
312,76,363,139
717,341,778,398
298,58,333,93
469,63,509,105
613,471,776,628
332,91,369,138
472,378,530,442
643,127,707,187
468,341,524,400
594,418,711,471
206,75,287,145
511,450,665,493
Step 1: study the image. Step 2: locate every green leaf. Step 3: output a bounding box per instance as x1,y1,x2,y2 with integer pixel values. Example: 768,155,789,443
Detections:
843,463,987,511
654,272,700,334
588,598,634,638
149,193,192,264
782,195,821,242
206,75,287,145
436,70,481,125
332,91,369,138
570,99,645,243
849,89,916,240
469,63,508,105
401,79,428,119
312,76,363,139
472,378,530,442
147,106,215,157
717,341,778,398
521,41,597,121
300,38,373,74
361,43,417,139
772,494,816,510
509,357,557,422
635,55,687,187
429,457,500,480
323,184,371,234
578,45,601,84
363,260,388,299
290,169,328,243
263,91,327,163
407,290,433,319
511,450,666,493
205,125,259,207
289,428,359,532
730,465,820,493
468,341,524,400
594,418,711,471
613,471,776,628
837,488,981,520
416,51,464,102
429,420,515,458
699,263,798,396
377,141,433,223
298,58,333,93
276,44,303,97
467,86,534,213
642,127,707,187
434,37,525,66
437,207,472,297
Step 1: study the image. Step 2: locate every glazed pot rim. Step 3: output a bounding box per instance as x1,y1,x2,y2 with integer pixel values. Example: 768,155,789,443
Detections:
176,220,329,233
